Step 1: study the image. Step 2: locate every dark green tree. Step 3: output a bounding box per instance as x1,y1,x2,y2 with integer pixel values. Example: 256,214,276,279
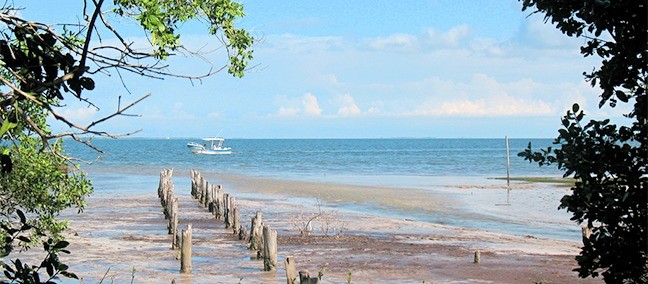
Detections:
0,0,254,282
519,0,646,283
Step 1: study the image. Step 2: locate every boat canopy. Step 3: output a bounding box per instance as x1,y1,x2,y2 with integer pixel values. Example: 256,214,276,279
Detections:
201,137,225,141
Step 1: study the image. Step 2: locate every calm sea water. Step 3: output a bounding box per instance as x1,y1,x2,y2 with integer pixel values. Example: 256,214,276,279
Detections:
64,138,578,241
65,138,561,183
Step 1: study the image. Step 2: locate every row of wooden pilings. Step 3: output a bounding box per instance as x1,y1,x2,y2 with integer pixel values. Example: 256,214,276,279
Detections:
189,169,281,272
157,169,192,273
158,169,320,283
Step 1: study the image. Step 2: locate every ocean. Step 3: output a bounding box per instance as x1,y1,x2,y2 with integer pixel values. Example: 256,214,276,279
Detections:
65,138,562,184
64,138,578,241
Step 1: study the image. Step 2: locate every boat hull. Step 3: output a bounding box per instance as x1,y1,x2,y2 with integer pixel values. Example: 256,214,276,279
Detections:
190,148,232,155
187,142,232,155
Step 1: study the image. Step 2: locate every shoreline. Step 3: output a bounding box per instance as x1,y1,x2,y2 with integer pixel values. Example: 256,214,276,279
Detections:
86,170,580,241
57,176,599,283
199,172,579,241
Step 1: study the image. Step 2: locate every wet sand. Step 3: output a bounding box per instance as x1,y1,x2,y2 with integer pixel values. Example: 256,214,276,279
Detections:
58,174,602,283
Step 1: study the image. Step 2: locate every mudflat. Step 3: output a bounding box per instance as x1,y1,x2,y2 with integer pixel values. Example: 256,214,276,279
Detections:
58,174,602,283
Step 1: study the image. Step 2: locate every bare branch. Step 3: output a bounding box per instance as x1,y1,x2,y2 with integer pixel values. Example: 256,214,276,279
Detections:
78,0,104,73
86,93,150,129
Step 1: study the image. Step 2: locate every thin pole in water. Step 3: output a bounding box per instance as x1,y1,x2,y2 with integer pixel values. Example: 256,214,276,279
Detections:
505,136,511,204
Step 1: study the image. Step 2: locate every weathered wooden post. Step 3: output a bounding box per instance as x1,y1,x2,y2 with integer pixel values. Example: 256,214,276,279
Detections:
225,195,236,228
299,270,319,284
223,193,231,227
174,228,182,251
285,256,298,284
208,184,216,213
232,206,241,235
171,214,178,249
204,182,212,208
263,225,278,271
474,250,481,264
215,185,224,220
180,224,192,274
238,224,247,241
202,181,209,208
168,197,178,234
202,178,209,205
199,176,206,204
158,170,165,199
190,170,197,198
249,211,264,254
165,184,174,218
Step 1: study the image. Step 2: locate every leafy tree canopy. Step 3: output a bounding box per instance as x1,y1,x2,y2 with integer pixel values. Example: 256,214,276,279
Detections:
519,0,646,283
0,0,254,282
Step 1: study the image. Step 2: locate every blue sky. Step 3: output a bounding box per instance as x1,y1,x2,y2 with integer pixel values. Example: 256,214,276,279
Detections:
22,1,623,138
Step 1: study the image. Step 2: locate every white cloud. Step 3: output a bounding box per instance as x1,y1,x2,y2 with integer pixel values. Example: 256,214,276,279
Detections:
411,96,553,117
275,93,322,117
336,93,361,116
302,93,322,116
277,106,301,117
424,24,471,48
469,37,507,56
55,107,98,124
401,74,556,117
368,33,418,51
367,24,472,52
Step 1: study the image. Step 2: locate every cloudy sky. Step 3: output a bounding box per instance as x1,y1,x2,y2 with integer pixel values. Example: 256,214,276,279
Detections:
23,0,622,138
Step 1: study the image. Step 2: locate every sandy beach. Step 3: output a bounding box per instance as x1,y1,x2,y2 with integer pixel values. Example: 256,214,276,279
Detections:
58,173,602,283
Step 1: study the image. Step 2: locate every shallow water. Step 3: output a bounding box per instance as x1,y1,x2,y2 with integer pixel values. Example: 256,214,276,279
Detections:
65,138,580,242
65,138,561,180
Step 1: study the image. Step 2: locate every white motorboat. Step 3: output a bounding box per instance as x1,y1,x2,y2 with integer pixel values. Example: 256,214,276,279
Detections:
187,137,232,155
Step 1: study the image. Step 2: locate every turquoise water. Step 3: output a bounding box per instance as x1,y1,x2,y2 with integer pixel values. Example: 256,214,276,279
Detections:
65,138,561,183
65,138,579,241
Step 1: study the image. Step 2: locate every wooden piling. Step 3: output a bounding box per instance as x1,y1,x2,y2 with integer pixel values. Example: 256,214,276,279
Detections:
200,176,206,204
249,211,264,251
474,250,481,264
207,184,216,213
223,193,231,228
171,218,178,249
232,206,241,235
174,228,182,251
167,196,177,234
228,196,237,229
238,225,247,241
169,198,178,243
215,185,224,220
263,225,278,271
203,179,209,206
190,170,197,197
180,224,192,274
285,256,298,284
299,270,319,284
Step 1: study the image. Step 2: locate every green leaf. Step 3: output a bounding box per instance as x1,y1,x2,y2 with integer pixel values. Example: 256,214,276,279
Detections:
46,262,54,277
16,209,26,224
61,271,79,279
17,236,30,243
0,119,18,137
615,90,628,102
572,103,580,113
53,240,69,249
